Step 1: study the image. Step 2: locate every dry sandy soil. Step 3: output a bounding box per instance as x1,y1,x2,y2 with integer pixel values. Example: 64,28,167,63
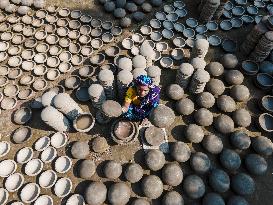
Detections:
0,0,273,205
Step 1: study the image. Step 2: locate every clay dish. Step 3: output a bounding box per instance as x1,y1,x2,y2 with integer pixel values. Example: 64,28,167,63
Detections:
36,9,48,19
56,27,69,37
59,38,71,48
256,73,273,89
20,183,40,203
91,38,104,49
19,74,35,85
54,178,72,198
255,15,263,24
247,5,258,15
46,69,60,81
140,25,152,35
208,35,221,46
79,25,91,36
70,10,82,19
1,96,17,110
122,38,134,49
38,170,57,188
261,95,273,113
16,147,34,164
69,20,81,30
12,126,32,144
79,35,91,44
33,53,47,64
44,24,56,33
223,10,232,18
144,126,165,146
0,160,17,177
0,188,8,205
59,51,72,62
79,65,96,78
0,22,11,32
154,50,162,61
186,38,195,48
241,15,254,24
105,46,120,57
8,56,22,67
175,8,187,17
111,26,122,36
45,14,58,23
46,5,59,13
101,21,112,30
254,1,265,8
66,194,85,205
164,4,175,13
46,34,59,45
34,195,53,205
160,57,173,68
101,32,114,43
33,64,47,76
58,62,72,73
21,60,36,71
0,76,9,87
150,19,161,29
35,136,50,151
91,18,102,28
54,156,72,173
7,46,21,56
81,46,93,56
195,34,208,40
13,106,32,125
32,19,44,28
56,18,69,27
49,45,62,56
73,113,94,132
32,78,47,91
21,49,35,60
91,28,102,37
132,33,144,43
24,159,44,176
232,6,245,16
24,38,38,49
171,48,184,60
75,86,90,102
18,88,33,100
167,13,179,22
51,132,68,148
235,0,247,5
0,52,8,62
231,17,243,28
4,173,24,192
220,20,232,30
90,53,105,65
35,30,47,40
3,84,19,97
36,43,50,53
222,39,237,53
162,29,174,39
259,113,273,132
64,75,81,89
47,56,60,67
1,31,13,41
156,42,168,52
186,17,198,28
0,141,10,157
0,42,9,52
206,21,218,31
58,8,70,17
111,119,138,144
69,43,81,54
40,146,57,163
80,14,92,23
155,11,166,21
183,28,195,38
150,31,162,41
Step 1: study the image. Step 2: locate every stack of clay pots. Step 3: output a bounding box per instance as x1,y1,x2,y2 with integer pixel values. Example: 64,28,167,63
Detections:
240,19,269,55
192,39,210,59
147,66,161,86
98,69,115,100
117,70,133,102
189,69,210,94
250,31,273,62
213,0,228,20
199,0,221,23
88,84,107,109
96,100,122,124
176,63,194,89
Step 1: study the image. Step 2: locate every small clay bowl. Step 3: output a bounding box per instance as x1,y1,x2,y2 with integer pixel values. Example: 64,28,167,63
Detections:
174,22,185,32
4,84,19,97
79,35,91,44
58,62,72,73
90,53,105,65
232,6,245,16
208,35,222,46
105,46,120,57
195,34,208,40
0,76,9,87
33,65,47,76
111,26,122,36
102,32,114,43
150,19,161,29
247,5,258,15
40,146,57,163
56,18,69,27
12,34,25,44
19,74,35,85
49,45,62,56
59,51,72,62
0,22,11,32
8,45,22,56
71,55,84,66
255,73,273,89
64,75,81,89
69,43,81,54
54,156,72,173
91,28,102,37
69,20,81,30
81,46,93,56
35,30,47,41
13,23,24,32
46,34,59,45
241,15,254,24
160,57,173,68
0,65,9,76
220,20,233,30
47,56,60,68
173,37,186,48
122,38,134,49
32,78,48,91
195,24,208,34
35,136,50,151
258,113,273,132
73,113,95,132
186,18,198,28
1,32,13,41
163,20,174,30
222,39,237,53
58,8,70,17
206,21,218,31
17,88,34,100
0,160,17,177
46,69,60,81
44,24,56,33
32,19,44,28
223,10,232,18
167,13,179,22
13,107,32,125
162,29,174,39
91,19,102,28
68,30,81,40
164,4,175,13
231,17,243,28
1,97,17,110
24,38,38,49
80,25,92,35
261,95,273,113
185,38,195,48
224,2,234,10
0,141,10,157
235,0,247,5
0,42,9,52
36,9,48,19
21,49,35,60
156,42,168,52
59,38,71,48
140,25,152,35
150,31,162,42
241,60,259,75
0,52,8,62
155,11,166,21
36,43,50,53
132,33,144,43
183,28,195,38
34,53,47,64
171,49,184,60
54,178,72,198
102,21,113,30
91,38,103,49
56,27,69,37
8,68,22,79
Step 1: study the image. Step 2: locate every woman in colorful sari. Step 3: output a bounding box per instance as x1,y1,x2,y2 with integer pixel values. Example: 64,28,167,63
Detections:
122,75,161,121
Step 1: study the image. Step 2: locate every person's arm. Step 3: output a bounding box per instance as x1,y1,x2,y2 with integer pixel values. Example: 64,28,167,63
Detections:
122,87,133,113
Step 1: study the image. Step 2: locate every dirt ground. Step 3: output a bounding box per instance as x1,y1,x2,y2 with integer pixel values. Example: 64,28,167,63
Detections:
1,0,273,204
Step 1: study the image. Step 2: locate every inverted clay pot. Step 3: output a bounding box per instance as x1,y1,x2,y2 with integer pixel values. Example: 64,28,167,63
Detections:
142,175,163,199
183,175,205,199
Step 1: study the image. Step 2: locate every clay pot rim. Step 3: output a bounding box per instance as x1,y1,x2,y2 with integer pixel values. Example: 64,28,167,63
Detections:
90,53,106,65
36,43,50,53
58,62,73,73
256,73,273,87
122,38,134,49
50,132,68,148
105,46,120,57
132,33,144,43
54,156,72,173
80,14,92,23
81,46,93,56
21,60,36,71
35,30,47,40
13,106,32,125
33,64,47,76
3,84,19,97
1,97,17,110
58,8,71,17
111,119,138,144
0,188,9,205
160,56,174,68
35,136,50,151
208,35,222,46
155,11,166,21
162,28,174,39
173,36,186,48
18,88,34,100
79,35,91,44
0,52,8,62
0,76,9,87
175,8,187,17
111,26,122,36
261,95,273,113
46,69,60,81
150,31,162,41
71,55,84,66
49,45,62,56
150,18,161,29
206,21,218,31
0,141,10,157
101,32,114,43
220,20,233,31
186,17,198,28
91,38,103,49
140,25,152,35
47,56,60,67
73,113,95,132
36,9,48,19
167,12,179,22
183,28,195,38
1,31,13,41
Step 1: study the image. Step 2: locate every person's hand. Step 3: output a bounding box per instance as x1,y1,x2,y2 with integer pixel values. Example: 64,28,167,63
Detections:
121,106,128,113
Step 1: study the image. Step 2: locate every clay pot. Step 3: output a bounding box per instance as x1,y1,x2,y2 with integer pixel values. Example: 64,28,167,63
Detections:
227,196,249,205
203,193,225,205
145,150,165,171
194,108,213,126
20,183,40,203
92,137,109,153
162,163,183,186
196,92,215,108
225,70,244,85
32,78,47,91
221,54,238,69
209,169,230,193
107,182,131,205
149,104,175,128
73,113,95,133
131,199,150,205
5,173,24,192
66,194,85,205
258,113,273,132
183,175,205,199
104,160,122,179
144,126,165,146
54,178,72,198
34,136,50,151
230,131,251,150
217,95,236,113
38,170,57,188
0,141,10,157
78,160,96,179
64,75,81,89
54,156,72,173
202,134,223,154
71,141,89,159
256,73,273,89
231,173,255,195
13,107,32,125
85,182,107,205
142,175,163,199
252,135,273,156
230,85,250,102
170,142,191,162
40,146,57,163
245,153,267,176
12,126,32,144
206,78,225,96
16,147,33,164
233,108,251,127
24,159,44,176
124,163,143,183
186,124,204,143
220,149,241,171
111,119,137,144
0,76,9,87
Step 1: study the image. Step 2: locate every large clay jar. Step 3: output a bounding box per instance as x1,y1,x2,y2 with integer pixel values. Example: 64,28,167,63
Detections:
149,104,175,128
85,182,107,205
141,175,163,199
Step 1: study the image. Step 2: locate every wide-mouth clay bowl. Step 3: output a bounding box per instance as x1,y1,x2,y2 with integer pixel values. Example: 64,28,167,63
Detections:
0,52,8,62
232,6,245,16
171,48,184,60
35,30,47,40
54,178,73,198
111,119,138,144
150,31,162,42
0,42,9,52
8,68,22,79
235,0,247,5
34,195,53,205
58,8,71,17
183,28,195,38
0,160,17,177
241,15,254,24
81,46,93,56
185,38,195,48
44,24,56,34
122,38,134,49
223,10,232,18
255,15,263,24
56,27,69,37
0,76,9,87
206,21,218,31
102,32,114,43
150,18,161,29
36,9,48,19
0,65,9,75
59,38,71,48
186,17,198,28
79,35,91,44
64,75,81,89
24,38,38,49
12,23,24,32
33,65,47,76
49,45,62,56
12,126,32,144
21,60,36,71
140,25,152,35
195,24,208,34
258,113,273,132
247,5,258,15
19,74,35,85
54,156,72,174
38,170,58,188
222,39,237,52
254,1,266,8
90,53,105,65
3,84,19,97
163,20,174,30
220,20,233,30
4,173,24,192
47,56,60,68
91,38,103,49
155,11,166,20
34,136,50,151
256,73,273,89
40,146,57,163
1,97,17,110
241,60,259,75
173,37,186,48
16,147,34,164
132,33,144,44
46,69,60,81
79,65,96,78
0,141,10,157
105,46,120,57
156,42,168,52
32,78,48,91
69,43,81,54
73,113,95,132
1,31,13,41
17,88,34,100
57,18,69,27
102,21,113,30
50,132,68,148
13,107,32,125
0,188,9,205
110,26,122,36
24,159,44,176
174,22,185,32
66,194,85,205
162,29,174,39
261,95,273,113
46,34,59,45
91,28,102,37
208,35,222,46
160,57,174,68
91,19,102,28
231,17,243,28
76,86,90,102
20,183,41,203
80,25,92,35
36,43,50,53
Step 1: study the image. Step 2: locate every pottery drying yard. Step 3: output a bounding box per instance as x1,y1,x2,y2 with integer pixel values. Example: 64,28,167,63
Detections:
0,0,273,205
